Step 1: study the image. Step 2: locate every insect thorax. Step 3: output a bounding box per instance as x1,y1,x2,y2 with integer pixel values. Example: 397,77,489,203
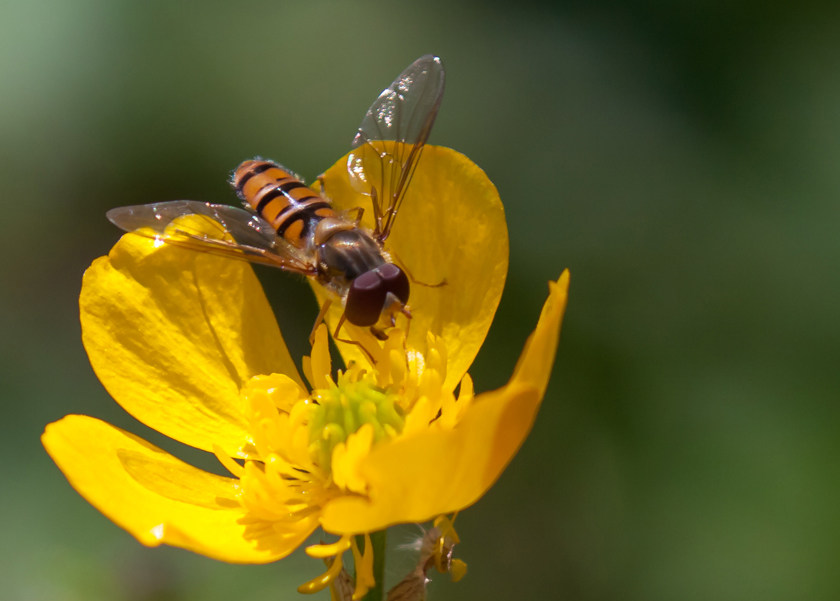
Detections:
316,229,386,286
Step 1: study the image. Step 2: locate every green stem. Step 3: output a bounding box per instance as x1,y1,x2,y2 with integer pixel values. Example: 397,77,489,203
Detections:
355,529,387,601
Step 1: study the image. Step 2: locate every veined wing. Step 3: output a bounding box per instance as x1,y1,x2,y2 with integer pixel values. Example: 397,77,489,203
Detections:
347,55,445,242
106,200,316,274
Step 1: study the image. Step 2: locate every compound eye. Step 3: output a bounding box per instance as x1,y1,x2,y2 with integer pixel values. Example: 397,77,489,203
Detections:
376,263,410,304
345,270,386,327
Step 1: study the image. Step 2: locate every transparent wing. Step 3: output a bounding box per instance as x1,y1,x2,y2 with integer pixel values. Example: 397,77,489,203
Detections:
106,200,315,274
347,55,445,241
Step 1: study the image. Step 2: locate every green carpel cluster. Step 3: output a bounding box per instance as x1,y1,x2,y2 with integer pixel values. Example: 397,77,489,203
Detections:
308,375,404,473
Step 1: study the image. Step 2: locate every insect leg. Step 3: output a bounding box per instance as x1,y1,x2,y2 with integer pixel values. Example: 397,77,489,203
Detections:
401,306,413,342
390,250,447,288
369,326,388,341
316,173,328,198
337,207,365,226
370,187,384,238
333,313,378,365
310,299,332,347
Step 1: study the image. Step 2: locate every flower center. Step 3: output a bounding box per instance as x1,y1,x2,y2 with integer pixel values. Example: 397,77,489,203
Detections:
308,373,404,474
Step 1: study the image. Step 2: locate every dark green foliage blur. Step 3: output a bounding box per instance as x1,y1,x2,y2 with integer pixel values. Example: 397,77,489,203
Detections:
2,1,839,599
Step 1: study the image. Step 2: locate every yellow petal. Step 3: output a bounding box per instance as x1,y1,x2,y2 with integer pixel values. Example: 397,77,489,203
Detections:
81,232,304,457
312,145,508,391
511,270,570,396
319,274,569,533
42,415,316,563
318,385,539,533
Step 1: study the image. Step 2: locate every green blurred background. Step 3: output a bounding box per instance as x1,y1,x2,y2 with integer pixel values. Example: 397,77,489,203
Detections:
2,1,839,599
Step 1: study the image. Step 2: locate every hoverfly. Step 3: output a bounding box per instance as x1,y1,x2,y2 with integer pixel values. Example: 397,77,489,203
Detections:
107,55,445,355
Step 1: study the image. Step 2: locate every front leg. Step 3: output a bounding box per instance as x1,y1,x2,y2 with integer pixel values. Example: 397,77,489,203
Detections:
334,313,377,365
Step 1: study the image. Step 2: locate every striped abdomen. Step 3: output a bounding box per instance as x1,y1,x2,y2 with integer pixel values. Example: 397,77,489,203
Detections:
232,159,335,249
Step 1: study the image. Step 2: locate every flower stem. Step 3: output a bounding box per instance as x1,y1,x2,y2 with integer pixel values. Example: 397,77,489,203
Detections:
355,529,387,601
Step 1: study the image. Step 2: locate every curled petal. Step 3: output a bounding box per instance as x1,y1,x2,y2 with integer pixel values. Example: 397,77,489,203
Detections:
80,233,304,457
312,146,508,391
511,271,571,396
42,415,316,563
319,273,570,533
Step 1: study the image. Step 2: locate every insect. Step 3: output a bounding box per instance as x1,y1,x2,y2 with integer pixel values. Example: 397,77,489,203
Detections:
107,55,446,355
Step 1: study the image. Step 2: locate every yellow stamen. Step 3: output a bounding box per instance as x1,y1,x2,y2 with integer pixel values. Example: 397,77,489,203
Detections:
305,533,352,558
212,444,244,478
450,559,468,582
434,537,446,574
434,514,460,543
432,514,463,575
308,324,332,390
298,539,349,594
302,355,314,390
332,424,374,493
350,533,375,600
297,554,345,594
350,536,364,574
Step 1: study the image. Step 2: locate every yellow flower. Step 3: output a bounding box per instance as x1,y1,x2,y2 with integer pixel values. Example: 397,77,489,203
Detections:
41,146,569,592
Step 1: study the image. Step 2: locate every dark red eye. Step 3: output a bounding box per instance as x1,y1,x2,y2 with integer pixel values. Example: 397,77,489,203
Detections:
345,270,386,326
377,263,410,305
345,264,411,327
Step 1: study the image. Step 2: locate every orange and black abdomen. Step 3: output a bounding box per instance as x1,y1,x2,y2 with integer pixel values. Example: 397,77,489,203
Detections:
232,159,335,248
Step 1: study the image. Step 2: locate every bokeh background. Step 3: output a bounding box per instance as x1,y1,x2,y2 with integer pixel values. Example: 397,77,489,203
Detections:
2,1,839,599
